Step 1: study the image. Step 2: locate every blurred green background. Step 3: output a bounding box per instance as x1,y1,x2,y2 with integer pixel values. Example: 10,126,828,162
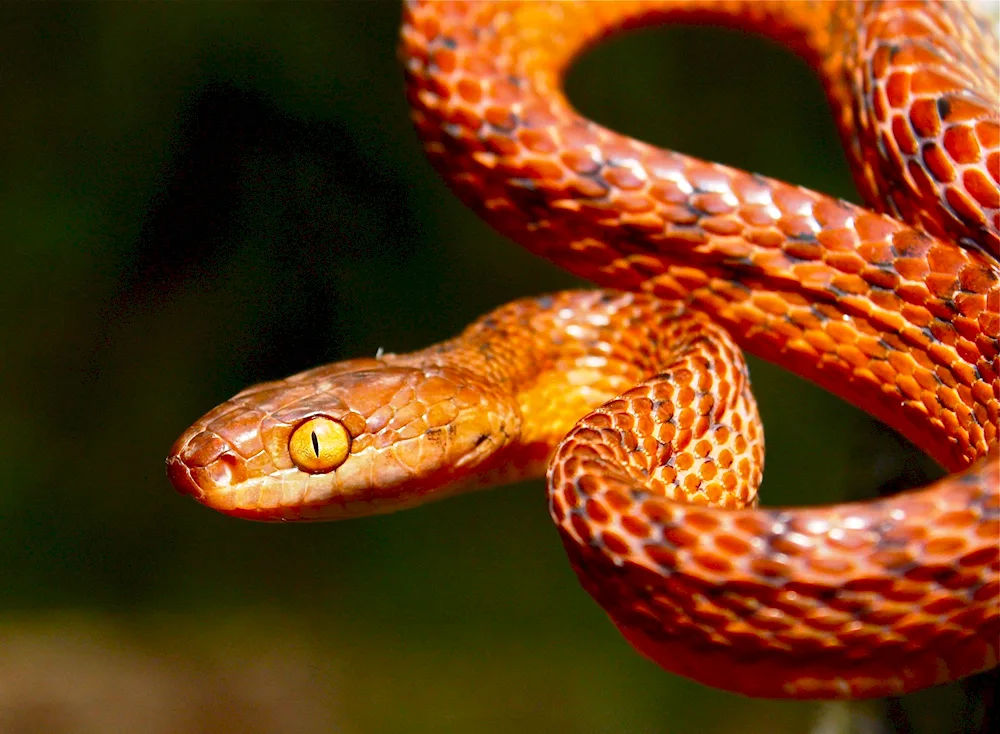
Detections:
0,3,991,733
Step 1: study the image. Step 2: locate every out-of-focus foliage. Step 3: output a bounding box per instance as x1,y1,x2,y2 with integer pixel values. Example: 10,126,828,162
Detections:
0,3,987,733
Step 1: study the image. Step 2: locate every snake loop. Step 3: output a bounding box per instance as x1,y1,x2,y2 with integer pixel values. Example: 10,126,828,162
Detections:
169,1,999,698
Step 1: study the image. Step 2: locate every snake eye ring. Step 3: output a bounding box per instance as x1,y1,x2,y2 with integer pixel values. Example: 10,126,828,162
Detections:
288,416,351,474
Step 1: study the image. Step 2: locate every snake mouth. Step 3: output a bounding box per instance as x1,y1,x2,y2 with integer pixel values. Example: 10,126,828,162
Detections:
165,454,205,500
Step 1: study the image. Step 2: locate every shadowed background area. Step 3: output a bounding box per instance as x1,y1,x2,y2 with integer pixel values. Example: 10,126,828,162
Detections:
0,3,992,733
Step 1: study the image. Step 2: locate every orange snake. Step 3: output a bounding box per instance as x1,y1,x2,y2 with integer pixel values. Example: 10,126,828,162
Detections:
167,1,1000,699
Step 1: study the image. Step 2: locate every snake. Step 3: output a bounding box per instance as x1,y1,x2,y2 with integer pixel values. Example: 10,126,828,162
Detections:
167,0,1000,699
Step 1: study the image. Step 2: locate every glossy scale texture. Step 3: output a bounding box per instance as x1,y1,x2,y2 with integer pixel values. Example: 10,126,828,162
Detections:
170,0,1000,699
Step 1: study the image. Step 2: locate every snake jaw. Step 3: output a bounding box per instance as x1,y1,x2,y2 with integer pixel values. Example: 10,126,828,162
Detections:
164,453,205,501
167,361,520,520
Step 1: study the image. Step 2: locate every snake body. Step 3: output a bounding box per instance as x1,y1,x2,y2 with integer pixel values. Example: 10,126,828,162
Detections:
168,1,1000,698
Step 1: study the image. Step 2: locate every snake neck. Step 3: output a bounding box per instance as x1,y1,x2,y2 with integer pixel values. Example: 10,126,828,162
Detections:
388,290,734,490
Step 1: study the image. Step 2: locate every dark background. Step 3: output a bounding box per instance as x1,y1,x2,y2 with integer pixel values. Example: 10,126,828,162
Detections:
0,3,989,733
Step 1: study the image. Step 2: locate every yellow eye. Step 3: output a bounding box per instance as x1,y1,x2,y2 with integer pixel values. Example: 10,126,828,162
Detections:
288,416,351,474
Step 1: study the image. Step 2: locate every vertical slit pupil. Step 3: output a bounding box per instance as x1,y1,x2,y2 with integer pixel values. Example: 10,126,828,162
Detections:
311,430,320,457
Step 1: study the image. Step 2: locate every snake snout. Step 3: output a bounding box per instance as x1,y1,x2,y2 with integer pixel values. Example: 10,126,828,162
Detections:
166,425,251,503
165,455,202,499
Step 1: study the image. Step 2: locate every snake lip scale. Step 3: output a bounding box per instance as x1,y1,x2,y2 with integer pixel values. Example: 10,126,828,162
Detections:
168,0,1000,700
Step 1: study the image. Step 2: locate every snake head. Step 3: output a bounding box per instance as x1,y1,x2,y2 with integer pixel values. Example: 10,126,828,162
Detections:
166,357,518,521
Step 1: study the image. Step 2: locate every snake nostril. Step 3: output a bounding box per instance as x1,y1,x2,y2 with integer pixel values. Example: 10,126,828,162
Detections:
211,452,244,486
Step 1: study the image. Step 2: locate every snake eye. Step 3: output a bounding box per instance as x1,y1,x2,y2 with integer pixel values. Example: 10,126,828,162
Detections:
289,416,351,474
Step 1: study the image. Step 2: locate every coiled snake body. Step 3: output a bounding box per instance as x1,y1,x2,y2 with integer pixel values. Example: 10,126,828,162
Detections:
168,1,1000,699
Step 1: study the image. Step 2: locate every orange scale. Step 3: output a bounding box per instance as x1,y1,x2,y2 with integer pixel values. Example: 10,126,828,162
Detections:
602,530,631,555
947,186,988,226
964,168,1000,209
620,514,651,539
643,543,678,570
570,513,593,543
